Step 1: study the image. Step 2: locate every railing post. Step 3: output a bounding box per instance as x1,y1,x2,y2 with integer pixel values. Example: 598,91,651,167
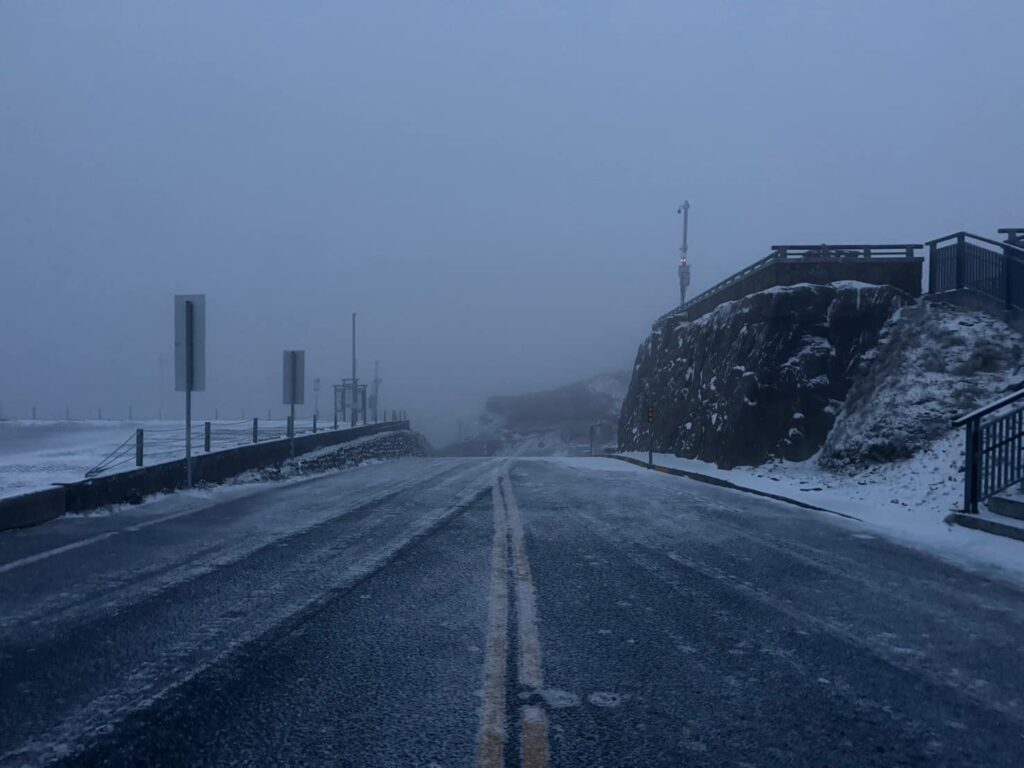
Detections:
928,242,937,294
252,417,258,444
136,429,144,468
955,233,966,290
964,418,980,514
204,421,211,452
1004,242,1014,310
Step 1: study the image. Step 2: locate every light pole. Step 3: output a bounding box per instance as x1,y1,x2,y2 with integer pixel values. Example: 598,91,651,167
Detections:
677,200,691,306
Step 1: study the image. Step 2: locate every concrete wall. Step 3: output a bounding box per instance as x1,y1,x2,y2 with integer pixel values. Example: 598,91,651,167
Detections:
2,421,412,530
0,487,66,530
678,257,923,323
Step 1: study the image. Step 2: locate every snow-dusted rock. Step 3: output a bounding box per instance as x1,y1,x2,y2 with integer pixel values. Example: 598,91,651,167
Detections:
821,301,1024,467
620,282,913,468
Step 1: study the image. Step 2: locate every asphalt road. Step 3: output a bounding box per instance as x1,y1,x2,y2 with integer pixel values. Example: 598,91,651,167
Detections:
2,457,1023,766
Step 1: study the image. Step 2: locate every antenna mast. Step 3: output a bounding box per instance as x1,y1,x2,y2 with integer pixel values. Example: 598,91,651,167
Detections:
677,200,691,306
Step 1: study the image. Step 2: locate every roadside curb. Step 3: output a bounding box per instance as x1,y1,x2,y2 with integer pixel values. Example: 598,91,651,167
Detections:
945,512,1024,542
605,454,862,521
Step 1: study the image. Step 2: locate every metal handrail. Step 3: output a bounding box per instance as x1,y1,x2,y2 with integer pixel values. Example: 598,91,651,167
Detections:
952,387,1024,427
925,231,1024,257
769,243,923,255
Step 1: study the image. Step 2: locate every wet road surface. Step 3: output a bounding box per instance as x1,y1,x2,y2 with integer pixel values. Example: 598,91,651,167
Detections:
2,457,1023,766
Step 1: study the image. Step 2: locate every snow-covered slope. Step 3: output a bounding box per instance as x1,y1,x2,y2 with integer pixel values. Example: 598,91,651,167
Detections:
823,300,1023,466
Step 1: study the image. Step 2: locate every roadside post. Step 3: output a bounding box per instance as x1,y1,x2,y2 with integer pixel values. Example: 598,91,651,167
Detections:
204,421,211,452
647,405,655,468
135,429,144,467
283,350,305,459
175,294,206,489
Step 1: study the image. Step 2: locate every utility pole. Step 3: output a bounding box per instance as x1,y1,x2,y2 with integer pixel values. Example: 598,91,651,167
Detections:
372,360,380,423
677,200,691,306
351,312,358,427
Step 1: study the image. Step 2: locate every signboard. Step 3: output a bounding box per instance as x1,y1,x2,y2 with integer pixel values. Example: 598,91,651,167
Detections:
174,295,206,392
283,350,305,405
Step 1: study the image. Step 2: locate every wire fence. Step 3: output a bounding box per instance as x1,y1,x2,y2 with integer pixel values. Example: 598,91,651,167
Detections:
82,417,377,479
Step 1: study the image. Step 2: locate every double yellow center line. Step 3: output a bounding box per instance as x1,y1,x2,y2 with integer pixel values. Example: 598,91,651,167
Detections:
476,473,550,768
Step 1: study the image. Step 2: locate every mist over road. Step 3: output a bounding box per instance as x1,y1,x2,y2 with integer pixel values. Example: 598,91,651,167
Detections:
1,458,1022,766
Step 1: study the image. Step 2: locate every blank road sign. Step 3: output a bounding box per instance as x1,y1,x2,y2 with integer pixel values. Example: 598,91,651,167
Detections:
283,350,305,405
174,294,206,392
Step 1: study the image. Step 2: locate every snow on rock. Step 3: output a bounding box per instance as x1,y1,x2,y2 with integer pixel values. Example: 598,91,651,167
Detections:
822,300,1024,467
620,282,914,468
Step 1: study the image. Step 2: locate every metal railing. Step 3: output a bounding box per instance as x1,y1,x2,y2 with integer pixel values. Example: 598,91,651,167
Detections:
953,388,1024,513
657,242,923,326
1000,228,1024,248
926,231,1024,310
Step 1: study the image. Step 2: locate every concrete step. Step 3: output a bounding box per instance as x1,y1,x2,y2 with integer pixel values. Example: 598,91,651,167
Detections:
988,494,1024,522
947,509,1024,543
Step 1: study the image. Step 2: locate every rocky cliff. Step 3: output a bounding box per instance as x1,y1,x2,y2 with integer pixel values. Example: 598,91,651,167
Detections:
619,282,914,468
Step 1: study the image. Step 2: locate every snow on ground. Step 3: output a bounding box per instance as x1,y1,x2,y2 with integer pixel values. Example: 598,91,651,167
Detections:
612,445,1024,582
0,418,352,499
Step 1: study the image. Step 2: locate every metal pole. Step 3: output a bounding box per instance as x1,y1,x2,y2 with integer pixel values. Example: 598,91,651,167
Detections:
185,299,194,489
253,417,258,444
136,429,144,467
351,312,358,427
289,402,295,458
373,360,380,423
204,421,211,452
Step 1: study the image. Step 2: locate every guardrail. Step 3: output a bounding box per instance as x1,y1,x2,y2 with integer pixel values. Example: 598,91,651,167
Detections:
953,388,1024,513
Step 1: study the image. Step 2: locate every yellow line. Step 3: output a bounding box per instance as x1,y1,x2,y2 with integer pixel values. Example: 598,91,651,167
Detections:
501,475,550,768
475,479,510,768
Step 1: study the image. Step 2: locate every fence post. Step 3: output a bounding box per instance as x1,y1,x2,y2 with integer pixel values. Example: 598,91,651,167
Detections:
964,418,980,514
955,233,966,290
313,414,318,433
928,242,937,294
253,417,258,444
204,421,211,452
136,429,144,467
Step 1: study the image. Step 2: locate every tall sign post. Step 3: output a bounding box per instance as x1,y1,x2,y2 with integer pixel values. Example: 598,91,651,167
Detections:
283,350,305,458
174,295,206,489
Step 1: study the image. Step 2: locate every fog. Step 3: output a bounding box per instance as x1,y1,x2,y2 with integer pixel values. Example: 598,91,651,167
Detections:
2,1,1022,444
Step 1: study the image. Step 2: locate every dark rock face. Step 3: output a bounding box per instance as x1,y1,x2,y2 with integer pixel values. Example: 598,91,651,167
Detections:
619,282,914,468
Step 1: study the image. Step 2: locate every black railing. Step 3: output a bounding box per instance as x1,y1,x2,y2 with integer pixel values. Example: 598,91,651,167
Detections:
668,242,923,323
926,231,1024,310
1000,228,1024,248
953,388,1024,513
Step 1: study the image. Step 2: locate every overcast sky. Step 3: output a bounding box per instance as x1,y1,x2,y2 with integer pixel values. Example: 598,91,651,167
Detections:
2,1,1022,442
